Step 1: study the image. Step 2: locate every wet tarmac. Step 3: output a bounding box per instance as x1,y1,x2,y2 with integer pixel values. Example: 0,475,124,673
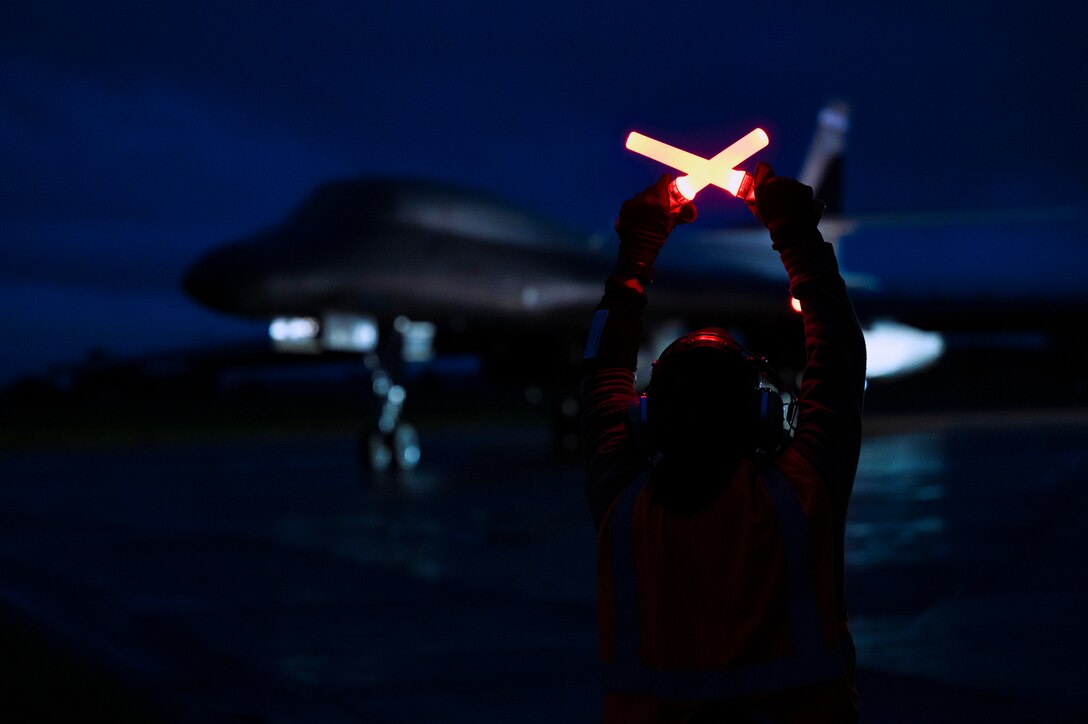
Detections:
1,411,1086,722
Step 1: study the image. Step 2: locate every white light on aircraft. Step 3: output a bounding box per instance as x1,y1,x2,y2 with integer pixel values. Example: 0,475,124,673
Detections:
625,128,768,199
270,317,321,354
395,316,437,363
323,312,378,353
270,317,319,341
863,320,945,380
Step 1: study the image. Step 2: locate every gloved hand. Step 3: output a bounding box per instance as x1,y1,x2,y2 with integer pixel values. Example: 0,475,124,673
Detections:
746,162,824,251
614,174,697,281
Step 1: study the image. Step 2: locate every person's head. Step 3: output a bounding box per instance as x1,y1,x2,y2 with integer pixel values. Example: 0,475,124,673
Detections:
633,328,796,469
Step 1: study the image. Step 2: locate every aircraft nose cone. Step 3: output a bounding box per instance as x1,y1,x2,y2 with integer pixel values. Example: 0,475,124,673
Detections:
182,243,260,313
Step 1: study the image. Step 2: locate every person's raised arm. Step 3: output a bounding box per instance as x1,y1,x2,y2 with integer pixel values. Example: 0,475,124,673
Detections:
582,175,696,527
747,162,867,497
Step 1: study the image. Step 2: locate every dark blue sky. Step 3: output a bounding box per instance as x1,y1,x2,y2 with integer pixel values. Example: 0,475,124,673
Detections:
2,1,1086,383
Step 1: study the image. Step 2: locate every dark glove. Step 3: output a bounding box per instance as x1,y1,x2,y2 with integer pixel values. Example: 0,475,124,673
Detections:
746,162,824,251
613,174,697,281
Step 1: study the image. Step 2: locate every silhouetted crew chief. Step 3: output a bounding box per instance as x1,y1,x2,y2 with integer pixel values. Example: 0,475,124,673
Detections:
582,165,866,723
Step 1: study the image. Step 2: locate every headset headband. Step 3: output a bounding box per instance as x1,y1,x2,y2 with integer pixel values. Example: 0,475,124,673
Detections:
635,328,798,460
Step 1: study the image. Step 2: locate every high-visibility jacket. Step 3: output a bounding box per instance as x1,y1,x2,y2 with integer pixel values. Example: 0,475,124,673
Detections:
595,452,857,723
582,231,866,722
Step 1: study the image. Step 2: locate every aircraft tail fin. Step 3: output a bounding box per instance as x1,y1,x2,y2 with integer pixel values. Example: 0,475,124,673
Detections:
798,101,849,214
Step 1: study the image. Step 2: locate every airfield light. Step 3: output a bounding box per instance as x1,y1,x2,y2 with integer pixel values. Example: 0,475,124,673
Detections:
625,128,768,200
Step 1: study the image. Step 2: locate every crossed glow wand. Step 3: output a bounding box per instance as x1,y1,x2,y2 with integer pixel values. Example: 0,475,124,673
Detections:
624,128,769,203
625,127,806,312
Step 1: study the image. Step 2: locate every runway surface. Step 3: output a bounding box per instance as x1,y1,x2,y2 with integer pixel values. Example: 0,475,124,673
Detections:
1,411,1086,722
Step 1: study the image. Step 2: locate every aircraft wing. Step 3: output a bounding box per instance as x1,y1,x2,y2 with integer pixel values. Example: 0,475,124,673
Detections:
182,180,813,331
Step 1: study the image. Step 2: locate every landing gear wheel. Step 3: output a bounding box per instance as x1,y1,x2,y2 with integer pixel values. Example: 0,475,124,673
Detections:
392,422,421,471
365,422,420,474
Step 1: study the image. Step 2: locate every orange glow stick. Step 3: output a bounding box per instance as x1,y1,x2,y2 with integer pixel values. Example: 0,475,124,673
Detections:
625,128,768,199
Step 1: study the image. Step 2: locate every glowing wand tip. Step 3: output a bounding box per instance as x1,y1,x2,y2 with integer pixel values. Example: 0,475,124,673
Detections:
673,176,700,201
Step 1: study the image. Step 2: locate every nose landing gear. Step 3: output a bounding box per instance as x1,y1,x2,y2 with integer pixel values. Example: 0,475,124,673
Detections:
361,366,421,474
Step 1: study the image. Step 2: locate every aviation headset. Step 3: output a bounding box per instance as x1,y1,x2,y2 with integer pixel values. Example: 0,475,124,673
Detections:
627,328,799,461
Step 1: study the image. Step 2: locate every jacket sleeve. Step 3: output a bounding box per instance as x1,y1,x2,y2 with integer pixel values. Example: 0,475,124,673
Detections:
779,232,867,512
581,276,649,529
